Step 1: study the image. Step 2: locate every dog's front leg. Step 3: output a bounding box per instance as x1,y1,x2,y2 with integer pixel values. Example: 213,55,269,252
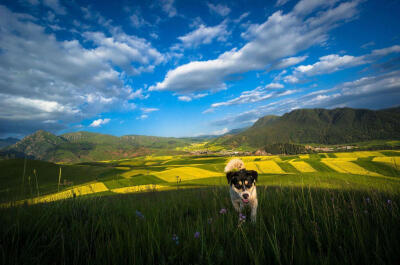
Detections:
232,200,241,212
250,199,258,223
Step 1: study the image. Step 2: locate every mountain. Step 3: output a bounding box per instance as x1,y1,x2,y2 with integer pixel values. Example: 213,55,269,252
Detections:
216,107,400,148
1,131,204,162
0,137,19,149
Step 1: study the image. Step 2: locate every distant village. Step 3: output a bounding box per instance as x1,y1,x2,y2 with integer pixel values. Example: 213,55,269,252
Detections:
189,145,357,156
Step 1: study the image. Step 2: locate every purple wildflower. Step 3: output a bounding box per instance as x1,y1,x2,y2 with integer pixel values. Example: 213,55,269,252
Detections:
172,234,179,245
365,197,371,203
207,218,213,224
136,210,145,219
194,231,200,238
219,208,227,214
239,213,246,222
387,199,392,205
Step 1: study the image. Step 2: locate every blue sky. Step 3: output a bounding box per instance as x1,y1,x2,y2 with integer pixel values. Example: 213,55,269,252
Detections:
0,0,399,138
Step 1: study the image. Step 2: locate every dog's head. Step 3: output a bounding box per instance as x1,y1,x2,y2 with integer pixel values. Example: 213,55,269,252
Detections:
226,169,258,203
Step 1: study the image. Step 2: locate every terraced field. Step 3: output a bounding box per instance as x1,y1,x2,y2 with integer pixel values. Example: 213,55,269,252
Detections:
2,150,400,205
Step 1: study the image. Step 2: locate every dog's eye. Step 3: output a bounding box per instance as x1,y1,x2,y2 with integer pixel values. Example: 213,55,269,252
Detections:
235,184,242,189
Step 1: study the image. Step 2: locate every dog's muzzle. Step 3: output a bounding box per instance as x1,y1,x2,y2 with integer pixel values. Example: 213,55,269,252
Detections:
242,193,249,203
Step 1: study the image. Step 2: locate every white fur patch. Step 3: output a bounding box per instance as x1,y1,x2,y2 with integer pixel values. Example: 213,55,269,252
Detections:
224,158,245,173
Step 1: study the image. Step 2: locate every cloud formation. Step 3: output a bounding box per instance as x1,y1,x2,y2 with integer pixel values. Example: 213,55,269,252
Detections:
207,3,231,16
89,118,110,127
0,5,162,135
204,84,297,113
150,0,360,95
282,45,400,83
210,70,400,127
177,21,229,48
160,0,177,17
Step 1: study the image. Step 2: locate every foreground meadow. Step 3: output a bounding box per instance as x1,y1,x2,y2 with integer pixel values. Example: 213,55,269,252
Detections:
1,187,399,265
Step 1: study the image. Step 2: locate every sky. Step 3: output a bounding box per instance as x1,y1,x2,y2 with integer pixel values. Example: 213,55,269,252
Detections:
0,0,400,139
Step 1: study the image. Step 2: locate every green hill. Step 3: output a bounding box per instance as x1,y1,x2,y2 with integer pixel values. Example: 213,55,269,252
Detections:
215,107,400,148
1,131,203,162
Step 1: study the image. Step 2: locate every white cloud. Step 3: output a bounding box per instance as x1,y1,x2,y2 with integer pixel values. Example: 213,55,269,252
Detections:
177,21,229,48
282,45,400,83
178,93,208,102
295,54,365,75
141,107,159,113
205,84,298,112
370,45,400,57
276,0,291,7
82,30,164,75
269,56,308,70
361,41,375,49
89,118,110,127
293,0,339,16
207,3,231,16
160,0,177,17
136,107,159,120
0,6,163,135
211,128,229,135
283,75,300,84
150,0,360,95
43,0,66,15
178,96,192,102
128,88,148,100
137,114,149,120
233,12,250,24
129,13,149,28
150,32,159,39
265,83,284,89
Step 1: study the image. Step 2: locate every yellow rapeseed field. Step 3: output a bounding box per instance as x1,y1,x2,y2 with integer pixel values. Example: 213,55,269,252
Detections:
29,183,109,204
299,154,310,159
121,169,152,178
115,167,131,170
112,184,170,194
236,156,261,162
321,160,381,176
145,155,175,161
322,157,358,161
334,151,383,158
154,167,223,182
290,161,316,173
246,161,285,174
372,157,400,169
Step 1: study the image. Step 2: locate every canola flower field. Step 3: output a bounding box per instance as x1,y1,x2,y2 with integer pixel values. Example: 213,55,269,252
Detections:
2,149,400,206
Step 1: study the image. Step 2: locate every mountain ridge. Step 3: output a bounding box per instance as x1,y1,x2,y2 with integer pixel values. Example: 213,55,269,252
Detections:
216,107,400,148
2,107,400,162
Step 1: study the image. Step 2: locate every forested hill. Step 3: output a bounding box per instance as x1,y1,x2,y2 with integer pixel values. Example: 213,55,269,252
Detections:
0,130,204,162
215,107,400,148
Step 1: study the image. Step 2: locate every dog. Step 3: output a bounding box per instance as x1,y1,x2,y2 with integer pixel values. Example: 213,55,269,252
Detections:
225,158,258,222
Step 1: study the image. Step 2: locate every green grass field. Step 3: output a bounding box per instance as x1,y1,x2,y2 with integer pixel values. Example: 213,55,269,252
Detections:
1,150,400,264
1,187,399,265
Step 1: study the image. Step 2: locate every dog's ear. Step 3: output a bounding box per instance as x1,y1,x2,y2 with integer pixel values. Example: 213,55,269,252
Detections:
248,170,258,182
226,171,236,184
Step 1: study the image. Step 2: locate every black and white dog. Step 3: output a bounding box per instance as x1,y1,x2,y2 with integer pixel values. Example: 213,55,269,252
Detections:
225,159,258,222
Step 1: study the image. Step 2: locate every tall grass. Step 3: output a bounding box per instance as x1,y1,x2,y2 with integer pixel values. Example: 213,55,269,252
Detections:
1,186,399,265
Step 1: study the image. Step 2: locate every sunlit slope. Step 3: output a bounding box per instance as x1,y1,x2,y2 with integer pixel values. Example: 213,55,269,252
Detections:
373,157,400,169
153,167,224,182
